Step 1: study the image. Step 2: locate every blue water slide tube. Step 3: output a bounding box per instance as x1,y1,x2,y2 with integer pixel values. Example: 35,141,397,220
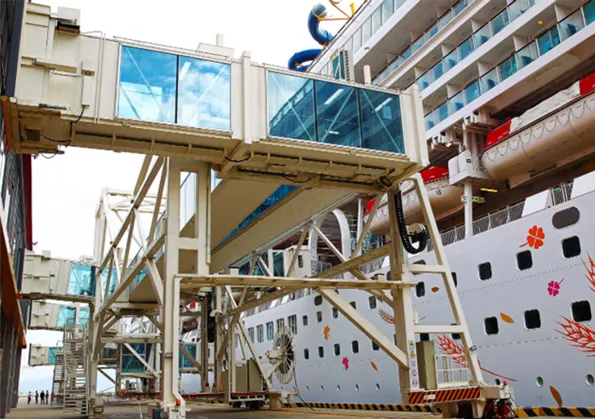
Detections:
288,3,334,71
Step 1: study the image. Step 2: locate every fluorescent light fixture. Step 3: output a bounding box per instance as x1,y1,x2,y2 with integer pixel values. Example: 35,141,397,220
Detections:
374,98,393,112
328,130,339,135
481,188,498,193
179,61,192,82
324,88,344,105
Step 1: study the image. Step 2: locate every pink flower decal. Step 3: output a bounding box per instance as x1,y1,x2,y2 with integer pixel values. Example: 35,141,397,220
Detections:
548,279,564,297
342,357,349,371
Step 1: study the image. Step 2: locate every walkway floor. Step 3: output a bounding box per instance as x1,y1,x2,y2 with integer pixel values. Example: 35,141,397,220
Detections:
6,398,574,419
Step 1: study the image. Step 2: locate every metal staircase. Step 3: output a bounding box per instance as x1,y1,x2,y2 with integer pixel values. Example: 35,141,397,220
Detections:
52,351,65,405
63,327,88,417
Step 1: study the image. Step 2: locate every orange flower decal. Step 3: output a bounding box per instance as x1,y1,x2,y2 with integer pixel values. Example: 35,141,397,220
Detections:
500,313,514,324
370,361,378,372
323,325,331,341
550,386,563,408
584,254,595,293
520,225,545,249
431,287,440,293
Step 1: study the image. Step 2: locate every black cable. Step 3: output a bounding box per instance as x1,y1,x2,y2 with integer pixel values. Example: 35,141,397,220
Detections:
379,175,392,188
278,173,314,184
394,190,428,254
224,156,250,163
40,106,85,146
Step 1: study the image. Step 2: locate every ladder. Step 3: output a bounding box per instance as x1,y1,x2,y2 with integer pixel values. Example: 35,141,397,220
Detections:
63,328,88,417
52,352,64,405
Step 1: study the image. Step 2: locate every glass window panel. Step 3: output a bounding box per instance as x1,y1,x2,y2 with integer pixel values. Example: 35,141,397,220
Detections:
585,0,595,25
382,0,394,24
362,18,372,44
560,10,585,41
267,72,316,142
498,55,517,81
372,7,382,34
359,89,404,153
458,37,474,61
428,22,439,38
491,9,509,35
436,102,449,123
464,80,480,104
353,28,362,52
118,46,177,123
438,10,454,30
448,91,465,115
57,306,76,328
538,26,560,55
473,24,491,48
430,61,444,82
517,42,539,70
412,35,424,53
508,0,529,21
68,264,96,296
480,68,499,93
315,80,362,147
177,56,231,130
425,112,436,130
417,73,431,91
454,0,466,15
402,46,412,60
444,49,459,71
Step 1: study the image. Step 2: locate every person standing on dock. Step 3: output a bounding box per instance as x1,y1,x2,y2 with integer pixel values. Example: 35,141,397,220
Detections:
35,390,38,404
45,390,49,404
40,390,44,404
27,392,32,404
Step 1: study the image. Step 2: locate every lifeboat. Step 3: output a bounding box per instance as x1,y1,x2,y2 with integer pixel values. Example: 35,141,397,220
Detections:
481,71,595,183
364,167,463,236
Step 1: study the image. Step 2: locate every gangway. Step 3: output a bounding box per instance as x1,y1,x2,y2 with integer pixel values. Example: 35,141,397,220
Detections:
6,3,510,419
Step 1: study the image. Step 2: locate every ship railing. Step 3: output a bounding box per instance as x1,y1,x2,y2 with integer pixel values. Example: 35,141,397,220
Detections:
427,180,574,252
435,354,472,389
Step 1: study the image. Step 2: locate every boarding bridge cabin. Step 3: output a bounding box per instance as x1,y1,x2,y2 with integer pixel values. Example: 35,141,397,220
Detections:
7,3,509,419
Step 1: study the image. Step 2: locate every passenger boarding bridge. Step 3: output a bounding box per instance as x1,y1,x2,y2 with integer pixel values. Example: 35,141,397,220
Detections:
7,3,507,419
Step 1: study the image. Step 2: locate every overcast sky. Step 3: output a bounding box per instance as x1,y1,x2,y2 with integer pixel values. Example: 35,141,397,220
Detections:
22,0,362,394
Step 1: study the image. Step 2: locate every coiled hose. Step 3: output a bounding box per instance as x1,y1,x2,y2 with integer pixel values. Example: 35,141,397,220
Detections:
393,190,429,254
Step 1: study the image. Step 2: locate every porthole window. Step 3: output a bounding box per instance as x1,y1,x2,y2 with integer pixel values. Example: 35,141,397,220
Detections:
352,340,359,354
524,309,541,329
478,262,492,280
587,374,594,386
372,341,379,351
552,206,580,229
350,301,357,309
306,386,310,391
536,376,544,387
412,259,426,275
337,385,341,391
517,250,533,270
495,379,501,385
452,272,458,287
451,324,461,340
318,346,324,358
314,295,323,306
332,307,339,319
369,296,377,309
320,385,324,391
355,384,360,391
485,317,499,335
317,311,323,323
572,300,592,322
376,383,380,391
334,343,341,356
304,349,310,360
302,315,308,326
415,281,426,297
562,236,581,258
420,333,429,341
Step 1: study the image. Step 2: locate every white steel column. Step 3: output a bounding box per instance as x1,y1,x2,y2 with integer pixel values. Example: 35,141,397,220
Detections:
161,158,184,413
386,192,418,398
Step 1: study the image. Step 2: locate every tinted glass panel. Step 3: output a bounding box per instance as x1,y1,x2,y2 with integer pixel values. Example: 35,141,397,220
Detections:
118,46,177,123
524,309,541,329
562,236,581,258
360,89,404,153
517,250,532,270
485,317,499,335
572,301,592,322
478,262,492,280
315,80,362,147
177,56,230,130
267,72,316,141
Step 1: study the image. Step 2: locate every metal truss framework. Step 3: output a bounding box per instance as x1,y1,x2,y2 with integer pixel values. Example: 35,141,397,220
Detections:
86,154,489,419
